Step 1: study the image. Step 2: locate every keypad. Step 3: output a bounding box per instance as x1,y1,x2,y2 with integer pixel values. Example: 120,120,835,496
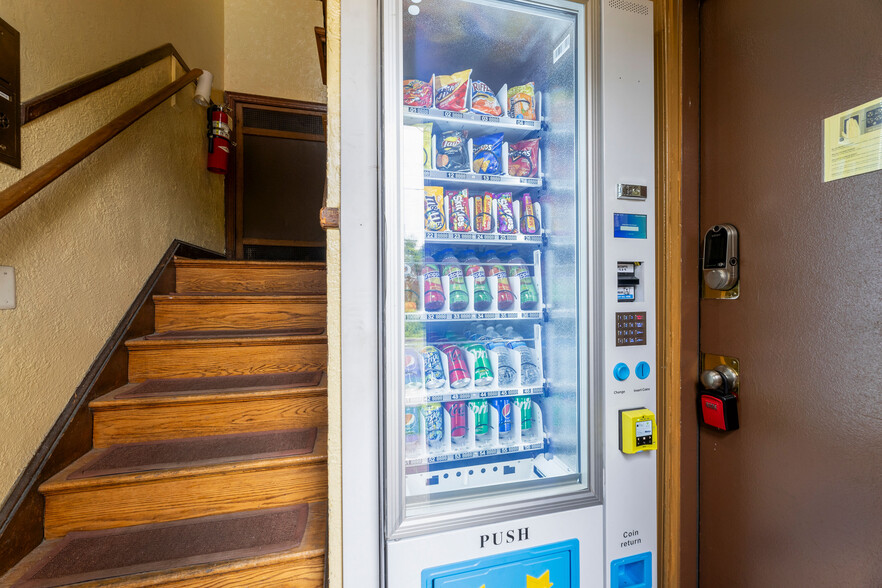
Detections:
615,312,647,346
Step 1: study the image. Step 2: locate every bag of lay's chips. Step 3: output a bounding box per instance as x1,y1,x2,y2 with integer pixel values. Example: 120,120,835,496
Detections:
404,79,433,107
434,70,471,112
424,186,446,231
436,130,469,172
412,123,433,170
472,133,503,175
470,81,503,116
507,82,536,120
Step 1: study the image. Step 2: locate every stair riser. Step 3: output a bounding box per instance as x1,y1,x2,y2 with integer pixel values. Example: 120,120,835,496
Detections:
127,341,328,381
43,462,327,538
176,267,327,294
93,394,328,447
119,556,325,587
155,300,327,331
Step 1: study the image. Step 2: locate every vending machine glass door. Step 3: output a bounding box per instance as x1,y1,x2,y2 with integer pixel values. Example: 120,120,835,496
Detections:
384,0,593,535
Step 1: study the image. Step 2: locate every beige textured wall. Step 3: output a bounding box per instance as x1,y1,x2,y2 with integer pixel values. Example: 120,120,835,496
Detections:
0,4,225,503
224,0,327,103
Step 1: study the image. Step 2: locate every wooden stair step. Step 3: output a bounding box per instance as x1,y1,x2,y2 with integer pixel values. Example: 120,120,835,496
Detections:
126,331,328,381
40,429,328,538
174,258,326,294
91,372,328,447
0,502,326,587
154,292,328,332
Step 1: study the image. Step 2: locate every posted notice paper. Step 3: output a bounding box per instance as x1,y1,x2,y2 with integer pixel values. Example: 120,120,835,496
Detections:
824,97,882,182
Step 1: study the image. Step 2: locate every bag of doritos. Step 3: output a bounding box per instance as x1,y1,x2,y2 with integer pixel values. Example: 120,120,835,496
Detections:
436,130,469,172
507,82,536,120
508,139,539,178
472,133,503,175
470,81,503,116
434,70,471,112
404,79,433,107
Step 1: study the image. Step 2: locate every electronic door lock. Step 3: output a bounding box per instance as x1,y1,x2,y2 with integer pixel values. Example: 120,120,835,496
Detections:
702,224,738,290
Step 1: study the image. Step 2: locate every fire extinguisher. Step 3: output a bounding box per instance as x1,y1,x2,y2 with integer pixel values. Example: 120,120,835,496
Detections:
206,105,232,174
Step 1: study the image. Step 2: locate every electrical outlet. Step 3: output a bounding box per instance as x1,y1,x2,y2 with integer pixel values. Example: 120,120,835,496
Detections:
0,266,15,309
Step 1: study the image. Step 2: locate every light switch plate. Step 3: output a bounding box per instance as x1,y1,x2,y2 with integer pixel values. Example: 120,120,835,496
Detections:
0,266,15,309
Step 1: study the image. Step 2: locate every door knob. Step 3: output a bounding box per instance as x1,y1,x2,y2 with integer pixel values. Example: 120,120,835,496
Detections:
700,364,739,392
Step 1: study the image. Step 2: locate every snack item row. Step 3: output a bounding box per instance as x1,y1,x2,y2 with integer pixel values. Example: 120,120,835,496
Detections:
412,124,540,178
403,71,537,120
423,187,542,236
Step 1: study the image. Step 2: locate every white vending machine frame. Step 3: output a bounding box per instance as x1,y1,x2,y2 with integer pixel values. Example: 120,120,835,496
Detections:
339,0,657,585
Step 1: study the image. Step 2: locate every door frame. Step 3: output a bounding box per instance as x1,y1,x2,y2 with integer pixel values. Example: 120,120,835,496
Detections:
223,91,328,258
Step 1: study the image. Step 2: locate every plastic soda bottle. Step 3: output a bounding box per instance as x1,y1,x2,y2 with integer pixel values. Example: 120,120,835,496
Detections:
422,403,444,451
404,348,423,390
421,255,446,312
508,340,540,386
421,346,446,389
405,406,422,454
483,250,515,310
514,396,534,440
486,340,517,387
404,263,420,312
490,398,512,444
438,344,471,389
462,250,492,311
444,401,467,445
439,249,469,311
504,250,539,310
464,343,494,386
469,400,491,446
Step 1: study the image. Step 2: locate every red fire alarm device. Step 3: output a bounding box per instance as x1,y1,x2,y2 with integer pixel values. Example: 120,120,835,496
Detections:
700,389,739,431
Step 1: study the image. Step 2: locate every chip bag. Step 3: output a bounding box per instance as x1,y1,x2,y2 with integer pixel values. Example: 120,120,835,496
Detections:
508,138,539,178
436,130,469,172
507,82,536,120
434,70,471,112
470,81,503,116
472,133,503,175
404,79,433,107
424,186,446,232
412,123,433,170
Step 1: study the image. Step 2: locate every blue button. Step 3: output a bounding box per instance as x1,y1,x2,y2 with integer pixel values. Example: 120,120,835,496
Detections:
636,361,651,380
614,363,630,381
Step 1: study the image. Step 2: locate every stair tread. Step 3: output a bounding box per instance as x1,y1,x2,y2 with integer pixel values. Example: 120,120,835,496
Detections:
174,257,326,269
43,428,328,491
126,331,328,348
93,372,327,407
144,327,324,340
155,292,327,300
2,502,326,588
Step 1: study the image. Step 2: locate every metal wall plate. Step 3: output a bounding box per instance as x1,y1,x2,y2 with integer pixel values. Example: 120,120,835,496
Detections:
616,183,647,200
0,266,15,309
702,278,739,300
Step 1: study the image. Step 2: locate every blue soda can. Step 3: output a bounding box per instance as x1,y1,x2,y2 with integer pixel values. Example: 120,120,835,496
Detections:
404,348,423,390
490,398,512,433
421,346,446,389
422,403,444,449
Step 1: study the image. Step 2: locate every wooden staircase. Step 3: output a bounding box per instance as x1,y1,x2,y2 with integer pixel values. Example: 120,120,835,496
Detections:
1,258,328,588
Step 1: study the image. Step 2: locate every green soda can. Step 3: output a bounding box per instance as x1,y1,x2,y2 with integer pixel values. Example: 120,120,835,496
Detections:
504,250,539,310
439,249,469,311
469,399,491,444
464,343,494,387
514,396,533,432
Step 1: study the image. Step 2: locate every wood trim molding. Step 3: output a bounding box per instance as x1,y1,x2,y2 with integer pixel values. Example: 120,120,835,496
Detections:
0,240,223,577
315,27,328,86
21,43,190,125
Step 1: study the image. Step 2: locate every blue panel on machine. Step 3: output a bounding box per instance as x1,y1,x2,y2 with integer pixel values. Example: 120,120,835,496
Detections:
610,551,652,588
613,213,648,239
422,540,578,588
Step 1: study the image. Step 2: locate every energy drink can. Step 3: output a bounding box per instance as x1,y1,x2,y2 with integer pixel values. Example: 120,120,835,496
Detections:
490,398,512,442
422,403,444,450
405,406,421,453
404,348,423,390
421,346,446,389
464,343,494,386
444,401,467,444
469,400,491,444
439,344,471,389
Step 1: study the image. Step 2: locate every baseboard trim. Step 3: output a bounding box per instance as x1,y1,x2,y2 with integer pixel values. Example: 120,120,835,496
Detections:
0,239,223,576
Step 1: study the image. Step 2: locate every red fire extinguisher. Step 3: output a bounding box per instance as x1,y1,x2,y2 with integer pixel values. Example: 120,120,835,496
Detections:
206,105,232,174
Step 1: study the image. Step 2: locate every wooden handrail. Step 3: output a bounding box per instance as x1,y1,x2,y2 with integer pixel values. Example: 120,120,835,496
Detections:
21,44,189,125
0,68,202,221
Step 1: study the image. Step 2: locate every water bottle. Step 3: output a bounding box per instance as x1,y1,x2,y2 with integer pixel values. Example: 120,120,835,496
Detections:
508,339,540,386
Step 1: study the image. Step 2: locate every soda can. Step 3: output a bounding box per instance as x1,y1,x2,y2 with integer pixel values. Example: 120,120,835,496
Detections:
469,400,490,435
444,401,467,440
421,346,446,389
422,403,444,449
490,398,512,433
405,406,421,443
439,344,471,389
464,343,494,386
514,396,533,431
404,348,423,390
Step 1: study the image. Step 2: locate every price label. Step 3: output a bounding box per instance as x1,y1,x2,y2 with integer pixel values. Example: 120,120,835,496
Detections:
480,175,502,182
479,115,500,123
446,172,467,179
442,111,464,119
407,107,430,115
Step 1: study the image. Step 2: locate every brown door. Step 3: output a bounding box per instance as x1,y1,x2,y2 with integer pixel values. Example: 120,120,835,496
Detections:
698,0,882,585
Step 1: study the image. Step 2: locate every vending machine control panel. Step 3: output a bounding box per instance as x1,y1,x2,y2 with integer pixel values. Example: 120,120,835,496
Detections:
619,408,657,454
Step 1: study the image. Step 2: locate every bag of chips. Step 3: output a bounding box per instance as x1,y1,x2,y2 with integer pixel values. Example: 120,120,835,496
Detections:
472,133,503,175
507,82,536,120
470,81,503,116
404,79,433,107
508,138,539,178
436,130,469,172
412,123,433,170
424,186,446,231
434,70,471,112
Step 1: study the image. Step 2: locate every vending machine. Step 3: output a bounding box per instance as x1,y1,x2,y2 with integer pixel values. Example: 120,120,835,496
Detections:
339,0,656,586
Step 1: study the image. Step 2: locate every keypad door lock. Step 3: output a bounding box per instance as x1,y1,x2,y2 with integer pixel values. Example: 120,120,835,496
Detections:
702,224,738,290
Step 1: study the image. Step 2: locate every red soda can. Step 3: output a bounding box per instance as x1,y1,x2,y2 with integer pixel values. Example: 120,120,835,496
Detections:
444,400,467,440
439,344,471,389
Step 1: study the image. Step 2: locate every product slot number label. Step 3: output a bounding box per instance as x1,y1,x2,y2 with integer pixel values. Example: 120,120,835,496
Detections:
407,107,430,115
442,111,465,119
479,115,501,123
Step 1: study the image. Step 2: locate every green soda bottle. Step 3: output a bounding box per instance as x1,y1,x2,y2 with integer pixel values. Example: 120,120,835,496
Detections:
461,249,492,311
504,249,539,310
439,249,469,311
